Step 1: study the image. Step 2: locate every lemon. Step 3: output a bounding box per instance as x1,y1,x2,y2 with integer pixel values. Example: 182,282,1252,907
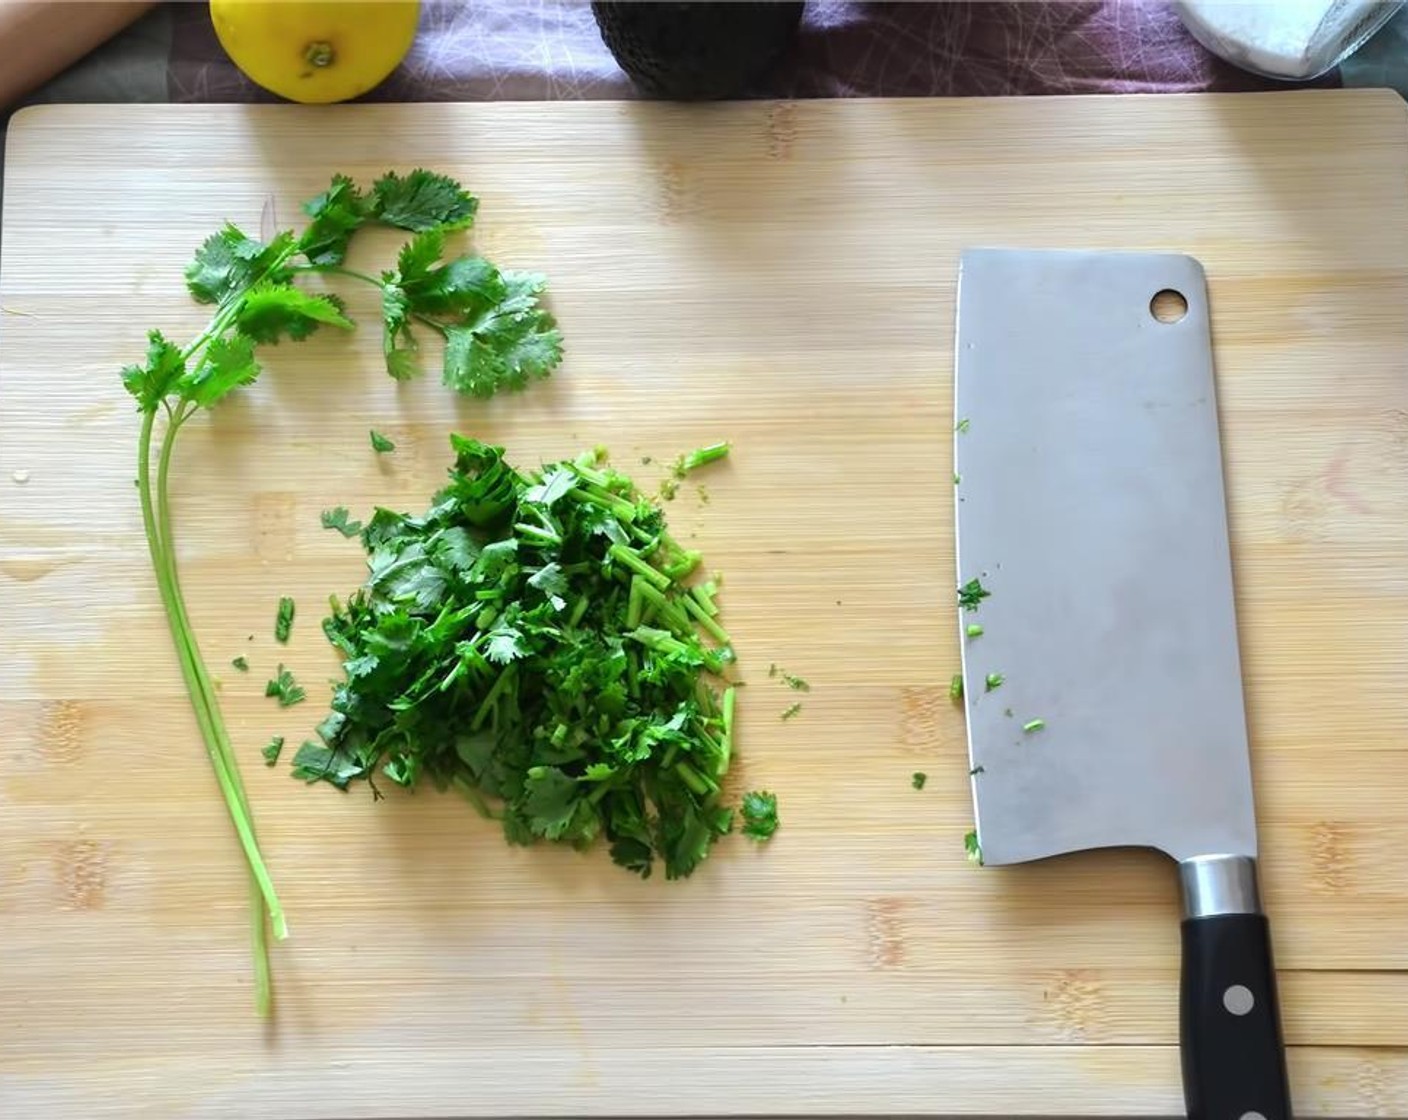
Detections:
211,0,420,104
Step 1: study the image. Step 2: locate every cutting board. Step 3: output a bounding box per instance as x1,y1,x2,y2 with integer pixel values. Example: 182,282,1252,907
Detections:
2,93,1407,1119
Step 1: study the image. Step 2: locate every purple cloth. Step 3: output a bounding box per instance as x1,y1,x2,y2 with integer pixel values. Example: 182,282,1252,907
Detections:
169,0,1307,104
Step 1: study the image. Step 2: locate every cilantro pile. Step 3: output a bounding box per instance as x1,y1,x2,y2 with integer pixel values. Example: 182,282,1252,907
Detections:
301,438,744,881
122,169,563,1015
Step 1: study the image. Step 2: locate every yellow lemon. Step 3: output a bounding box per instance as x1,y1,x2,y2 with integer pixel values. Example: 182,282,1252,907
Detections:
211,0,420,104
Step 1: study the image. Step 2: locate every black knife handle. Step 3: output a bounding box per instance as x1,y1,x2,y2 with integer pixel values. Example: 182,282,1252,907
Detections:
1181,912,1292,1120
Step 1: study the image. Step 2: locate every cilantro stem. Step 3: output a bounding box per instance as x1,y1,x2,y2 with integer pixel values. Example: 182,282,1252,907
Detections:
682,592,730,646
680,442,730,472
721,685,736,773
609,543,670,590
139,408,287,1012
675,759,717,796
298,263,380,287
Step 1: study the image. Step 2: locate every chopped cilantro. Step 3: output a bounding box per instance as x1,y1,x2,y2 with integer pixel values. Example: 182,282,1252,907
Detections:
274,596,295,643
301,438,752,881
262,736,285,766
958,578,990,611
369,429,396,454
911,772,927,790
231,656,249,672
320,507,363,538
265,665,305,707
740,790,779,840
677,441,730,473
964,829,983,865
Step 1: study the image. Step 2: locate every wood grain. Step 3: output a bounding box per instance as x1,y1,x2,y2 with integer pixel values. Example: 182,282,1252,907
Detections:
2,94,1407,1118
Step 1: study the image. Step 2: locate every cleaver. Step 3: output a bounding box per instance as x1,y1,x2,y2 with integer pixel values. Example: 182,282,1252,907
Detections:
953,249,1291,1120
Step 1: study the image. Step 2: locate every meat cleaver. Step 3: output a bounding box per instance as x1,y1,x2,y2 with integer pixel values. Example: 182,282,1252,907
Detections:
953,249,1291,1120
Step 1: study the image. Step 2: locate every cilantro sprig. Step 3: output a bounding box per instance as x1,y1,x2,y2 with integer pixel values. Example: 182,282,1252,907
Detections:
299,438,747,881
122,168,561,1017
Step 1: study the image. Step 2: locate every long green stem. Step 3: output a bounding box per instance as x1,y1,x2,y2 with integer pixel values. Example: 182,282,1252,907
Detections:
154,409,287,936
155,415,277,1000
138,408,285,1013
298,263,380,287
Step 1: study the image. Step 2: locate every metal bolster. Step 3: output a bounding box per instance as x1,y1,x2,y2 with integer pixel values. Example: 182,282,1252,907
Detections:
1178,854,1262,919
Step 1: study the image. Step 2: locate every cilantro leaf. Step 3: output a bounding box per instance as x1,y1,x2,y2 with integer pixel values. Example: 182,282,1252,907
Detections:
519,766,587,841
321,507,363,538
120,329,186,412
740,790,779,841
265,665,305,707
185,225,295,306
369,169,478,232
232,656,249,672
299,174,369,266
178,334,261,408
400,243,502,319
235,282,353,344
441,272,562,398
395,227,449,285
912,771,927,790
527,562,568,601
524,468,574,508
369,429,396,454
379,281,419,380
262,736,285,766
485,625,528,665
290,739,362,789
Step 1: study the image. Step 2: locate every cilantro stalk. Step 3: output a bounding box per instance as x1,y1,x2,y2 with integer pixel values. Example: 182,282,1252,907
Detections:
136,383,288,1015
123,168,556,1014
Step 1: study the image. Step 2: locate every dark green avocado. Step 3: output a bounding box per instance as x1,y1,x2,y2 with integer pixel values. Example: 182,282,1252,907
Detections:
593,2,804,100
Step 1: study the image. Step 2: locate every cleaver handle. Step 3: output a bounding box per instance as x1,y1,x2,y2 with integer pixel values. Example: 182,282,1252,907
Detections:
1179,856,1292,1120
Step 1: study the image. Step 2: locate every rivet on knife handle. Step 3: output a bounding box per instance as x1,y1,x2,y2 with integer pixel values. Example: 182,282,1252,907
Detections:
1178,856,1292,1120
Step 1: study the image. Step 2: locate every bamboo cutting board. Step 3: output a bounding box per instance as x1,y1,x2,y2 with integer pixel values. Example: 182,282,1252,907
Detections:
2,93,1408,1119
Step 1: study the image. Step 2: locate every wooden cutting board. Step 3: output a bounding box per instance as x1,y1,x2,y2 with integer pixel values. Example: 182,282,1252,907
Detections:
2,93,1407,1119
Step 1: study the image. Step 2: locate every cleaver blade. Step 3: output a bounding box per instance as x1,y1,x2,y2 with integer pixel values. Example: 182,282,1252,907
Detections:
953,249,1291,1120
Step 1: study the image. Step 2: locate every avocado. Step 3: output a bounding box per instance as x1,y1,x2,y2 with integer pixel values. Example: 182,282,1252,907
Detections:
593,2,804,100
